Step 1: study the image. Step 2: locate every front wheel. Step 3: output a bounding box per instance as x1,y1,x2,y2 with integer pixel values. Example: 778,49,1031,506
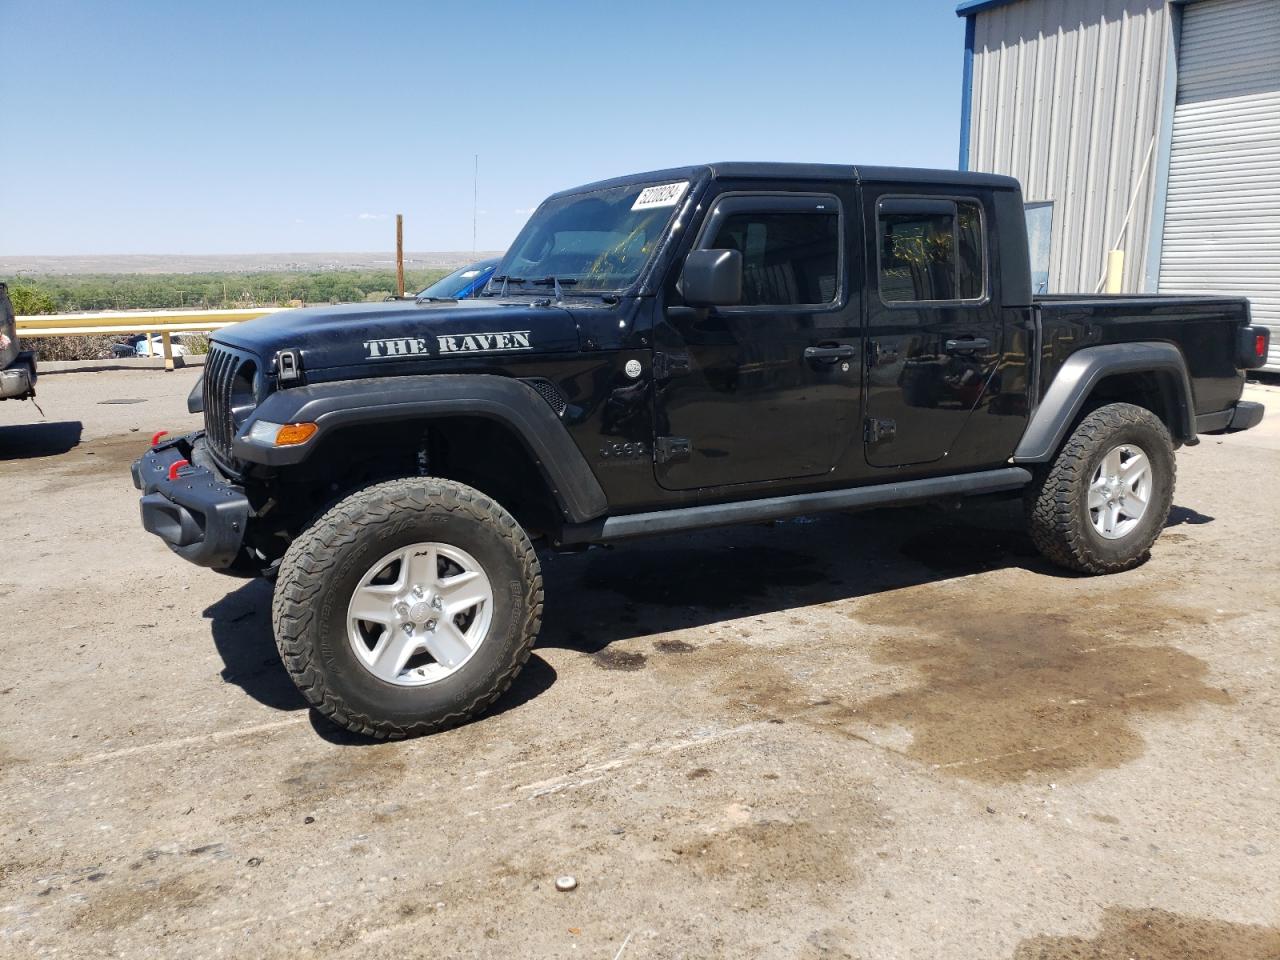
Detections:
272,477,543,739
1026,402,1176,574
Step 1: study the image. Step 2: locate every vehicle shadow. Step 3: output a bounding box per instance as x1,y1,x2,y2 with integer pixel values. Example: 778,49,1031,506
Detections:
535,499,1055,656
536,496,1209,655
205,578,305,712
1166,504,1215,527
202,494,1210,735
0,420,83,460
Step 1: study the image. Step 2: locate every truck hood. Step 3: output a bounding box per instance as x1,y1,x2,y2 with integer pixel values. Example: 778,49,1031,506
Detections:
212,299,580,371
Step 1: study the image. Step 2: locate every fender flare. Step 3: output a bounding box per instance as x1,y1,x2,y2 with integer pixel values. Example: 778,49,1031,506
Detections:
234,374,608,523
1014,342,1197,463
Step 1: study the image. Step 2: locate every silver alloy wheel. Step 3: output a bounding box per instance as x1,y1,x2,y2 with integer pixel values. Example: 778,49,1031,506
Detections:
346,542,494,686
1088,442,1152,540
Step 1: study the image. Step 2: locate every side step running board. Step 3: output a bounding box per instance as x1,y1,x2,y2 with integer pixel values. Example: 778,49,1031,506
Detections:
559,467,1032,545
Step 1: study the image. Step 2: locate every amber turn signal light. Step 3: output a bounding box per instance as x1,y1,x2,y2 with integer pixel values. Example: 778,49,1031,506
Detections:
274,422,318,446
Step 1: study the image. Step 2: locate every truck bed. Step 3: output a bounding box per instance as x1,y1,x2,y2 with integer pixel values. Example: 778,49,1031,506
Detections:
1033,293,1252,419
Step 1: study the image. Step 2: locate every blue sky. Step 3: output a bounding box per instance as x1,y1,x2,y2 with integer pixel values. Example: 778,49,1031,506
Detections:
0,0,967,256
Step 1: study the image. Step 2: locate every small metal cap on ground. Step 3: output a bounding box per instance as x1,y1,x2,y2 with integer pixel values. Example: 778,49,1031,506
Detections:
554,875,577,892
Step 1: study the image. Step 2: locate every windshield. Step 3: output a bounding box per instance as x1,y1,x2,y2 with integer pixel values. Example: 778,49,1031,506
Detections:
417,259,498,299
493,180,689,293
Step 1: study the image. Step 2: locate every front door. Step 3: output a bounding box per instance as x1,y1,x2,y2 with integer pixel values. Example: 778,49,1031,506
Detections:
862,189,1004,467
652,189,862,491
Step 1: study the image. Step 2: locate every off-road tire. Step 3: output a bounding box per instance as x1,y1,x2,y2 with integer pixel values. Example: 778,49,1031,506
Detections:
1025,402,1175,574
272,477,542,739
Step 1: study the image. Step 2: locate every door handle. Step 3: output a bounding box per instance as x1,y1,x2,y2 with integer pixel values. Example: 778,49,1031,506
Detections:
944,337,990,355
804,345,856,362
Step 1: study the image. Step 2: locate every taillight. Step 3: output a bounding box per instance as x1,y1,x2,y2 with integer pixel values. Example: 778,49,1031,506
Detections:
1240,326,1270,369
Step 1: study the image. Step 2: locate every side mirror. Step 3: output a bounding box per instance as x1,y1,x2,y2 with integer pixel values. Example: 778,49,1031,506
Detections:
681,249,742,307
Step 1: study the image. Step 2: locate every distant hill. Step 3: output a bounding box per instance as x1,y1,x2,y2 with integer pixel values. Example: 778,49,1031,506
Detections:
0,251,504,276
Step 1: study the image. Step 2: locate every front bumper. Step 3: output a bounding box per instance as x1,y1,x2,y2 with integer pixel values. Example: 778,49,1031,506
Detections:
0,352,36,400
132,432,250,569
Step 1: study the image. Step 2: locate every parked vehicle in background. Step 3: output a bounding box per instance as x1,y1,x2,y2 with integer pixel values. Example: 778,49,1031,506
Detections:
112,334,149,358
136,335,188,359
133,162,1269,740
414,257,500,300
0,282,37,401
111,334,201,359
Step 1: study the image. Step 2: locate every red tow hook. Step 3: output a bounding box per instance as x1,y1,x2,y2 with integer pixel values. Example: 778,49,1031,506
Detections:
151,430,169,447
167,459,190,481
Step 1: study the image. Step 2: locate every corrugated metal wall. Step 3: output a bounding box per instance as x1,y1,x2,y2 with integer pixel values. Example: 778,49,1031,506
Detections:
1158,0,1280,368
968,0,1171,293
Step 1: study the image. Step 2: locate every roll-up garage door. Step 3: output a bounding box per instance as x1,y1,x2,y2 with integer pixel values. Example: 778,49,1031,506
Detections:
1158,0,1280,369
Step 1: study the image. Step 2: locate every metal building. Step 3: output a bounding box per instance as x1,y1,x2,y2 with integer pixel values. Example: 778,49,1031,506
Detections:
957,0,1280,368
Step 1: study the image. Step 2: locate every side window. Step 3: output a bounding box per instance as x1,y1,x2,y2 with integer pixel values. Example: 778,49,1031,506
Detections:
877,198,985,304
707,209,839,306
1024,201,1053,294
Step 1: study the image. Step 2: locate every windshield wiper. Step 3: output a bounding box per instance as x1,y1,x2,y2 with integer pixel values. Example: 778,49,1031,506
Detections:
483,275,528,297
483,274,581,300
531,276,577,302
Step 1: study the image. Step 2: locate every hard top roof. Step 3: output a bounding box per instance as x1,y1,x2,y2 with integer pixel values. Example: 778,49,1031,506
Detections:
548,162,1019,199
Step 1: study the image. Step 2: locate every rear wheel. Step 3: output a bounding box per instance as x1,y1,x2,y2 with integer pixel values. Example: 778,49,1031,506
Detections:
1026,402,1175,574
272,477,542,739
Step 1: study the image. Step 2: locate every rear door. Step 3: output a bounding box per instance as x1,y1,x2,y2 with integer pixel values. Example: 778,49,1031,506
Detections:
861,188,1003,467
652,188,862,490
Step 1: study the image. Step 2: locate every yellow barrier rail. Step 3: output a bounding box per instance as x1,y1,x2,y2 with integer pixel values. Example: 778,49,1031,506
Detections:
16,307,288,370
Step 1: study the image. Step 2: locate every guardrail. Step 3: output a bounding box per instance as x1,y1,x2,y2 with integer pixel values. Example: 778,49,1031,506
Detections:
16,307,288,370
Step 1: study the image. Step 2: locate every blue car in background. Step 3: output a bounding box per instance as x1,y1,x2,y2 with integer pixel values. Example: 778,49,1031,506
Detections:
415,257,499,300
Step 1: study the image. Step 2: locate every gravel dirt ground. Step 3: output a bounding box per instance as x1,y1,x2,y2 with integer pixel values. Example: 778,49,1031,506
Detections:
1,370,1278,960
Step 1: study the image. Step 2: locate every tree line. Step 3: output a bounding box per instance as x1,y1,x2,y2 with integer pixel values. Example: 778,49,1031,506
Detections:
5,268,452,315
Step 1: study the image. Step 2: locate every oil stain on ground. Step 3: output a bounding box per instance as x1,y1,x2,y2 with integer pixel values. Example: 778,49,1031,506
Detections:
674,817,856,891
57,434,151,479
1013,907,1280,959
280,747,407,800
661,790,880,911
72,875,208,933
845,581,1232,781
2,432,150,488
655,638,696,654
590,648,647,671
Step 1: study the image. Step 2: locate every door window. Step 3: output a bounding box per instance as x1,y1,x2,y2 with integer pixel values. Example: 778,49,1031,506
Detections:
877,198,985,304
700,196,841,308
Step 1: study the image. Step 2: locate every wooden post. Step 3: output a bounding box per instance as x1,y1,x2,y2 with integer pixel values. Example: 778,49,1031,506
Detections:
161,331,175,371
396,214,405,298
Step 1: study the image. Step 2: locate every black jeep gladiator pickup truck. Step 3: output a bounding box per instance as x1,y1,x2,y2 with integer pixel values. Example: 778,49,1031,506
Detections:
133,162,1268,739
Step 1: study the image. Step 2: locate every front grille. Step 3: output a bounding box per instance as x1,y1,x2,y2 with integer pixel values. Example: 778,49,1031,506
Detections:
203,345,250,465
